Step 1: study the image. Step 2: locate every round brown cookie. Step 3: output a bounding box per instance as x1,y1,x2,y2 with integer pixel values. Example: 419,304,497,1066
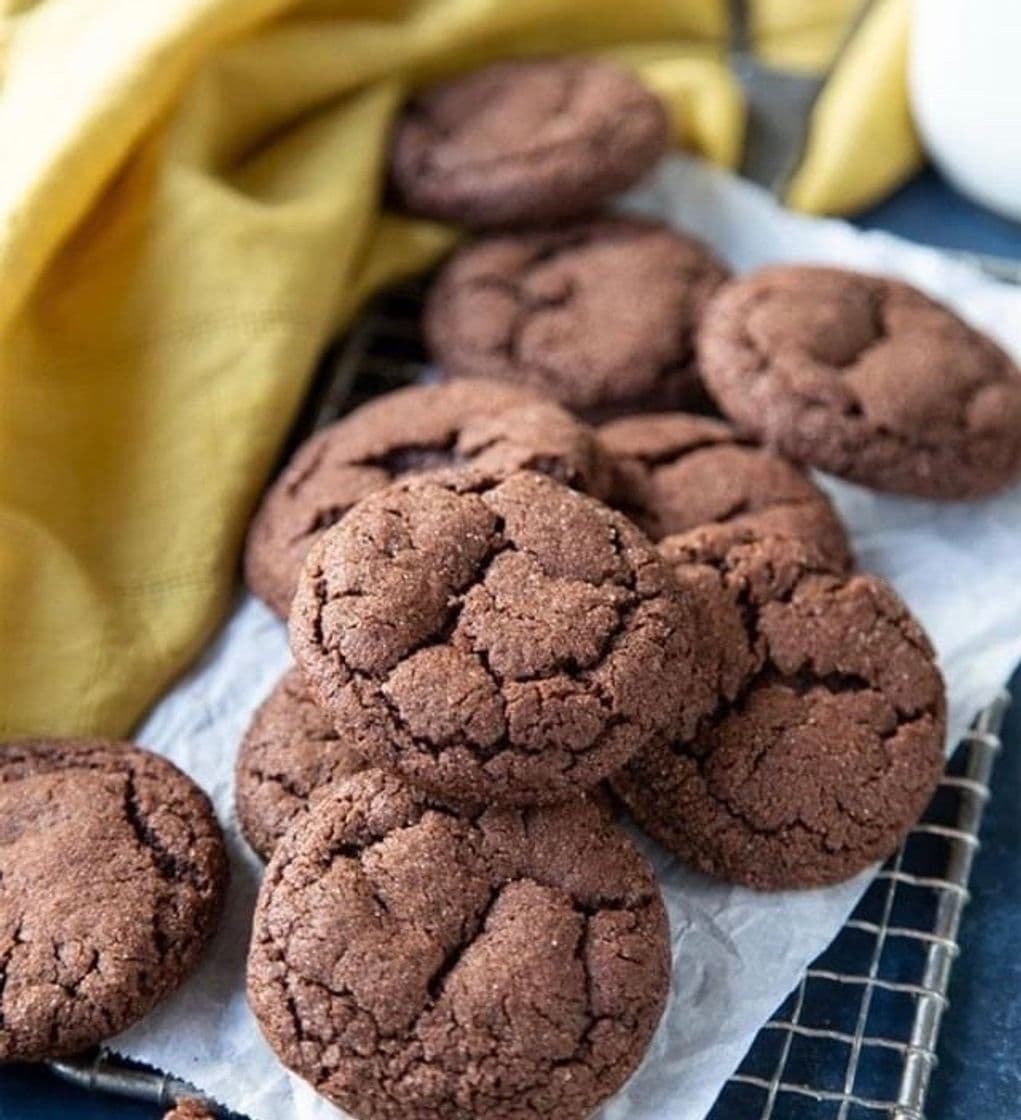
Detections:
698,264,1021,498
290,469,707,807
245,380,615,618
389,57,668,229
235,666,368,861
0,739,228,1061
247,767,670,1120
612,531,947,890
599,411,853,569
425,216,731,418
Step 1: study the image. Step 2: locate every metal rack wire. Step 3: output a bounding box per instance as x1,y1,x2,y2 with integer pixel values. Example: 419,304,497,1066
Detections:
710,695,1010,1120
46,283,1013,1119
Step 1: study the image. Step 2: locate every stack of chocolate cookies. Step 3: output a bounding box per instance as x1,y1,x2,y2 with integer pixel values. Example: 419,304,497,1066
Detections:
235,52,1021,1120
243,463,688,1119
4,52,1018,1120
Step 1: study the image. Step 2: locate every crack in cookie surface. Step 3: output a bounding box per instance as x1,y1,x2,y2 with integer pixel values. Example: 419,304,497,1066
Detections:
291,470,702,806
244,382,614,618
0,739,227,1061
425,217,731,416
613,531,946,889
599,411,852,569
247,769,670,1120
235,666,369,861
697,265,1021,497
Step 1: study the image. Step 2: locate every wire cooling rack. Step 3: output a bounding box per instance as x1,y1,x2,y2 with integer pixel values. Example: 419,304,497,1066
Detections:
708,695,1009,1120
46,282,1013,1119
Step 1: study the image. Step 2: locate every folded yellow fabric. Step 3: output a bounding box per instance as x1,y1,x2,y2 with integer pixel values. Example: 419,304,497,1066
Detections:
0,0,921,736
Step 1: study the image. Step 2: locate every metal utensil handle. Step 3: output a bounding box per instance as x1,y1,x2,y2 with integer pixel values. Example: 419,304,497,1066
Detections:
49,1052,218,1112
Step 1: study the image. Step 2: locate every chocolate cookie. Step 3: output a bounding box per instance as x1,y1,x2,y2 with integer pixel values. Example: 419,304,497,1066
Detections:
425,217,731,417
613,532,946,890
0,739,227,1061
390,57,668,228
698,265,1021,498
599,412,853,569
245,380,615,618
247,768,670,1120
235,666,368,860
290,469,705,806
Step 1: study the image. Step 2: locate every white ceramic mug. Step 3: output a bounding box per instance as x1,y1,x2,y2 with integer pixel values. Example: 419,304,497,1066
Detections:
910,0,1021,220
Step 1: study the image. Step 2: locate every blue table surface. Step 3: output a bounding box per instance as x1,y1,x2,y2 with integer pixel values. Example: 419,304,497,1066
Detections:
2,168,1020,1120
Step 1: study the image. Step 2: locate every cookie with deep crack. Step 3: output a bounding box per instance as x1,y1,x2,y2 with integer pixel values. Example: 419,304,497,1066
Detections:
235,666,368,861
698,265,1021,497
245,380,615,618
599,411,853,569
247,767,670,1120
425,217,731,417
290,469,707,806
390,57,668,228
0,739,228,1061
613,532,947,890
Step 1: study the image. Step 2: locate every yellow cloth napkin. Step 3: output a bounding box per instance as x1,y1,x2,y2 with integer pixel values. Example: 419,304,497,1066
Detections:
0,0,922,736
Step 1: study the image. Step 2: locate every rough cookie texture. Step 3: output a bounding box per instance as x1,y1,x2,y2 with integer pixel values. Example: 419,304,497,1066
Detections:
0,739,227,1061
698,265,1021,497
247,768,671,1120
235,667,368,861
599,411,852,569
290,470,704,806
245,380,615,618
613,532,947,890
163,1100,216,1120
425,217,731,418
390,57,668,228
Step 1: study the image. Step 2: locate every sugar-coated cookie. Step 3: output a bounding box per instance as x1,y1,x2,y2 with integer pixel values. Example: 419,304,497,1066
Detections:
600,411,852,569
248,768,670,1120
290,470,706,806
390,58,668,228
613,532,946,890
425,217,730,417
0,739,227,1061
698,265,1021,498
245,381,614,618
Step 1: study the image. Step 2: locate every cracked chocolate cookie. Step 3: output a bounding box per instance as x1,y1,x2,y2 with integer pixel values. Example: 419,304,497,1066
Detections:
599,412,853,568
613,532,946,890
425,216,731,417
247,767,670,1120
235,666,368,861
290,469,705,806
389,57,668,228
245,380,615,618
698,265,1021,498
0,739,228,1061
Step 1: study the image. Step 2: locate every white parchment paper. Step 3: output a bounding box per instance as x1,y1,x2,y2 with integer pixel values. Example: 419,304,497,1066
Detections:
113,156,1021,1120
